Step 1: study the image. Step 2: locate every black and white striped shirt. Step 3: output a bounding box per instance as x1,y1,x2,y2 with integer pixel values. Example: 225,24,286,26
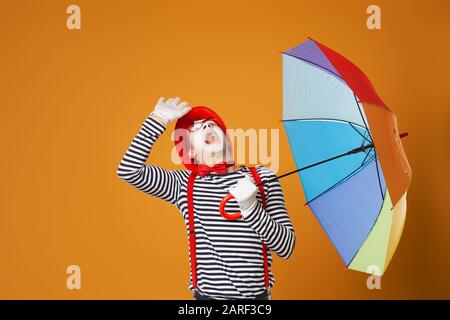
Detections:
117,116,296,299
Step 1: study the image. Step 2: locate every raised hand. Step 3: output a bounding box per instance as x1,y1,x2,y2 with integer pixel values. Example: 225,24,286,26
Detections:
150,96,191,126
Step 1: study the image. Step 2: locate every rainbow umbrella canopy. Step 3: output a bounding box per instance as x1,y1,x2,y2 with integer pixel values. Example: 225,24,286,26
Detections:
281,37,412,275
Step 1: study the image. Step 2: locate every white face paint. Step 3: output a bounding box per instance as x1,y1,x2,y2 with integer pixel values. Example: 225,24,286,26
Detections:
189,119,227,163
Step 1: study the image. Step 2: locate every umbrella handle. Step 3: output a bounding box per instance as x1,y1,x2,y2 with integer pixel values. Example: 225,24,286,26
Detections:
219,194,242,220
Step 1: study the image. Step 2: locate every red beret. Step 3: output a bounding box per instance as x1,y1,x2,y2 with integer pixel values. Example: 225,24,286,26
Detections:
174,106,234,171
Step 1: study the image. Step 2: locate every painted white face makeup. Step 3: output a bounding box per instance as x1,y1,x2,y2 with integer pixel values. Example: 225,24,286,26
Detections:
189,119,226,161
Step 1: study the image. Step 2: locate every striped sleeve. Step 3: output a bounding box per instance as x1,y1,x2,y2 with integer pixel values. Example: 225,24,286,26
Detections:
116,115,183,205
241,166,296,259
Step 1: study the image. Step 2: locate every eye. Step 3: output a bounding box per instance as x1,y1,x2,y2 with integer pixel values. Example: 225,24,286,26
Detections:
189,122,202,132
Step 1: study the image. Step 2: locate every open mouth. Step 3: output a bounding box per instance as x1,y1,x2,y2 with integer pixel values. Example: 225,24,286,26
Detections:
205,131,218,144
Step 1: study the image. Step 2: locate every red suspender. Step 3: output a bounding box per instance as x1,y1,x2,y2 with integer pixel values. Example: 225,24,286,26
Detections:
187,172,198,288
248,166,269,288
187,167,269,290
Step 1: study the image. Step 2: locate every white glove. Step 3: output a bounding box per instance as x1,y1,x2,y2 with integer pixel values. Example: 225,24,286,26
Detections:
150,96,191,126
228,175,258,217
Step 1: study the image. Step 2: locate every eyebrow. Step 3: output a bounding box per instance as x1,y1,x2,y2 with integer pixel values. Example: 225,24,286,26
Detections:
190,118,215,128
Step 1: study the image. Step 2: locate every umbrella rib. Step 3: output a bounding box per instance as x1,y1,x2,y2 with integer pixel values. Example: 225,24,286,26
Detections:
353,94,374,143
360,146,374,167
353,93,384,200
255,143,374,187
373,153,385,201
303,154,377,206
281,117,367,130
349,122,372,144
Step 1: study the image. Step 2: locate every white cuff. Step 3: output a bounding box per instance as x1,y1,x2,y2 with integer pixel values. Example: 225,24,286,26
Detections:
240,200,258,218
150,111,168,126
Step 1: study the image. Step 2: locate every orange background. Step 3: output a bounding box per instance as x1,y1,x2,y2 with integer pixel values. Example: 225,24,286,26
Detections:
1,0,449,299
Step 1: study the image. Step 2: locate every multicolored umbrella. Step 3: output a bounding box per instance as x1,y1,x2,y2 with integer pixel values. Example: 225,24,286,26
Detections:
219,37,411,276
281,37,412,275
